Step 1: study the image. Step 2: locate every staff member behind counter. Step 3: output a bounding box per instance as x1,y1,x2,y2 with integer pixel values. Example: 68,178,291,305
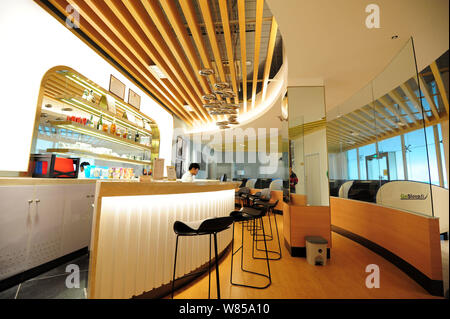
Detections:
181,163,200,182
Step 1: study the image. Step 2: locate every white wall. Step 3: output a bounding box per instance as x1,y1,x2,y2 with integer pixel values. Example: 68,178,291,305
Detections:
0,1,173,172
304,128,330,206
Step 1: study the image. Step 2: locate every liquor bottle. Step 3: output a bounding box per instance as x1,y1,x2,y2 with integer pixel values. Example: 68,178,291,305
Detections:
110,119,116,135
135,131,140,143
127,129,133,140
97,114,103,130
88,115,94,127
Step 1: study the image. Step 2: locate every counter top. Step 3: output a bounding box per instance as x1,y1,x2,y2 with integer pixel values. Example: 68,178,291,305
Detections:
96,180,240,197
0,177,97,186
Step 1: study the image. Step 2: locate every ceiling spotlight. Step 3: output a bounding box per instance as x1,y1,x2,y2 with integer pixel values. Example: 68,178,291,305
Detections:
202,94,217,101
184,104,194,112
391,35,399,40
228,120,240,125
199,68,215,76
214,82,230,90
350,131,360,136
149,65,167,78
44,104,52,108
216,121,229,126
61,107,73,112
219,125,230,129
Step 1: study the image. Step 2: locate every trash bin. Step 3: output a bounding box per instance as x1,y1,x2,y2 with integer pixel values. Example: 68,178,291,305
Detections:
305,236,328,266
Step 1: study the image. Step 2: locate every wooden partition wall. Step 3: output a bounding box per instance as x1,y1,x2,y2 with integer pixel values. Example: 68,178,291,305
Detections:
330,197,443,296
283,194,331,257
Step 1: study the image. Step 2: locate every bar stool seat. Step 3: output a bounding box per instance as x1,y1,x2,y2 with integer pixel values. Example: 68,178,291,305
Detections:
172,216,233,299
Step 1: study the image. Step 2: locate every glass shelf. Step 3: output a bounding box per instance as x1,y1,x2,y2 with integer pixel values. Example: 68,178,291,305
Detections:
49,120,151,152
46,148,152,166
58,96,154,137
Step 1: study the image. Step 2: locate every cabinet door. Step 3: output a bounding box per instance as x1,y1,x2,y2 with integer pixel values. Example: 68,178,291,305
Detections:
60,184,96,256
27,185,65,269
0,185,34,280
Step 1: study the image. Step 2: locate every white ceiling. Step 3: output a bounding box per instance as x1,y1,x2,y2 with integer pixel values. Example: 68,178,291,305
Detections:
265,0,449,112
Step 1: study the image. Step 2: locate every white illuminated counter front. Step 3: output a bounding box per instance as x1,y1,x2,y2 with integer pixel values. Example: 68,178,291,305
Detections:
88,180,239,299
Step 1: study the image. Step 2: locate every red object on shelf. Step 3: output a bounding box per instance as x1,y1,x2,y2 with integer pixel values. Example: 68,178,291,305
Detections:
30,154,79,178
54,157,76,178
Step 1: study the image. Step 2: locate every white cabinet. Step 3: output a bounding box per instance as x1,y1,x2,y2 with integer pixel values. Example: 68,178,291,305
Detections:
0,182,95,281
61,184,95,256
26,185,66,270
0,185,34,280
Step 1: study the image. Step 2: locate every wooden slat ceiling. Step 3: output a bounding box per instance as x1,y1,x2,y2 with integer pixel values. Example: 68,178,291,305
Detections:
327,58,449,153
38,0,282,127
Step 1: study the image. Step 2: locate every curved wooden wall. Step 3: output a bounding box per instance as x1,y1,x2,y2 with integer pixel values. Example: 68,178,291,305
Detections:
330,197,443,295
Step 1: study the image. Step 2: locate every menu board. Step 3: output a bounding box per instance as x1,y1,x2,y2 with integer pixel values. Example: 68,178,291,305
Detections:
152,158,164,180
128,89,141,111
166,166,176,181
109,75,126,100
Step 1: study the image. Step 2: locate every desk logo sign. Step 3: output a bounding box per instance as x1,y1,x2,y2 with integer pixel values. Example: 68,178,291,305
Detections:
400,193,428,200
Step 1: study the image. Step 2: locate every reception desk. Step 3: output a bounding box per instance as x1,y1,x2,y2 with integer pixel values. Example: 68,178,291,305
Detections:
88,180,239,299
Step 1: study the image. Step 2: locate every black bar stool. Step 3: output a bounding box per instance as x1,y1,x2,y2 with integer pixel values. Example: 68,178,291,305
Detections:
229,205,271,289
246,188,270,233
251,200,282,260
235,187,251,208
171,216,233,299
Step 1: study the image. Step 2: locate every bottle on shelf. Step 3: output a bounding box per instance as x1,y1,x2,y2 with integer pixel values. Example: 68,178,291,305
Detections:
110,119,116,136
123,128,128,139
97,113,103,130
135,131,140,143
88,115,94,127
127,129,133,140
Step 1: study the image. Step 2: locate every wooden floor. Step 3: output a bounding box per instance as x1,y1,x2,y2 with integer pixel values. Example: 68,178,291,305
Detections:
171,214,444,299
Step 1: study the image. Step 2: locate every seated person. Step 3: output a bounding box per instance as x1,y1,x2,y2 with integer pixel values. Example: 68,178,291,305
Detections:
181,163,200,182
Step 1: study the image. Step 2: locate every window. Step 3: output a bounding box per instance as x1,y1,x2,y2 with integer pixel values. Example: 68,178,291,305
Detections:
358,143,376,180
346,149,358,180
404,126,439,185
377,135,404,180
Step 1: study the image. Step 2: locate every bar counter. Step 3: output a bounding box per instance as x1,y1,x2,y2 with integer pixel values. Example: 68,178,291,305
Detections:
88,180,239,299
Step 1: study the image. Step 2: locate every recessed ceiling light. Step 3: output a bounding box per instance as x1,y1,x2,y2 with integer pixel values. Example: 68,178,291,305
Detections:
184,104,194,112
149,65,167,78
61,107,73,112
44,104,52,108
391,35,399,40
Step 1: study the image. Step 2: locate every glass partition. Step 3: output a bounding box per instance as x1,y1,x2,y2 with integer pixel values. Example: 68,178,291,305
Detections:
287,86,328,206
327,38,449,223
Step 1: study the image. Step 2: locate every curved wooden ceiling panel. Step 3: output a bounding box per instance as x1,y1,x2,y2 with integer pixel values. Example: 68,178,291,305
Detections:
38,0,281,127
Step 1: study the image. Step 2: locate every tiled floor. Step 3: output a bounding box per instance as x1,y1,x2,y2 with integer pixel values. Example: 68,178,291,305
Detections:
0,254,89,299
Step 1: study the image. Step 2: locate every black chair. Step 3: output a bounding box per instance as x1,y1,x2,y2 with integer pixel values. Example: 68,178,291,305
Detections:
171,216,233,299
252,200,282,260
229,205,271,289
245,188,271,232
235,187,251,208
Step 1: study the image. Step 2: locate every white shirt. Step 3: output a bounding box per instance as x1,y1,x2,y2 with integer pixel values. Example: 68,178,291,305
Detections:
181,171,195,182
